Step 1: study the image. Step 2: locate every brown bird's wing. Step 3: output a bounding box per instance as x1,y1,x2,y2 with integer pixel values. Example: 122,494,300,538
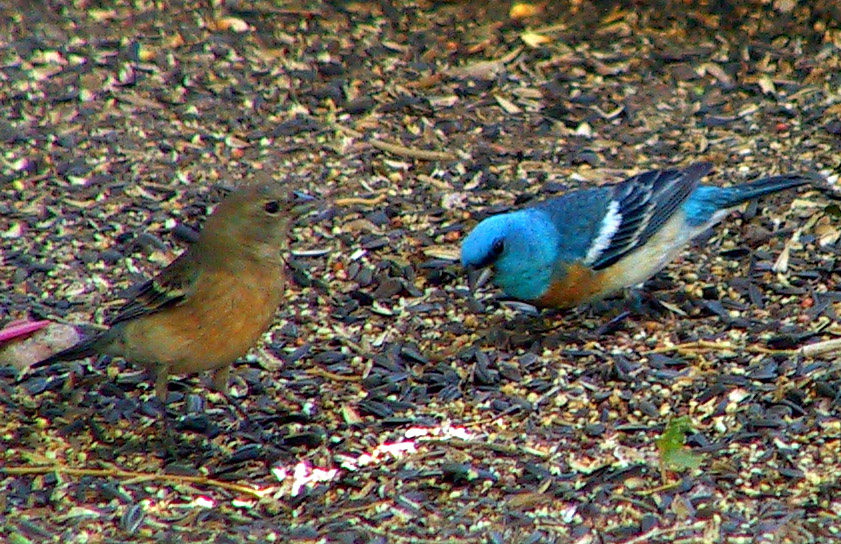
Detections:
108,252,200,326
29,252,203,370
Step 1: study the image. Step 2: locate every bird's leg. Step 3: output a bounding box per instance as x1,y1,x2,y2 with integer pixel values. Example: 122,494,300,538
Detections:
624,286,660,315
211,365,252,429
595,310,632,336
594,287,670,336
154,365,170,405
590,289,648,336
158,414,179,458
210,365,230,395
513,310,559,335
150,364,180,454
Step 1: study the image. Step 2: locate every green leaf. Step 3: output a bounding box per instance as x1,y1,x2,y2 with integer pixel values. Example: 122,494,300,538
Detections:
656,416,701,472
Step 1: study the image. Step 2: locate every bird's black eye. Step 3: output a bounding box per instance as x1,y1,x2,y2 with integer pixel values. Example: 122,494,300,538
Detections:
491,239,504,257
263,200,281,214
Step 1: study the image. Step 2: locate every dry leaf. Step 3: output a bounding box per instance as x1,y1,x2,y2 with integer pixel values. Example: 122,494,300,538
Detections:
212,17,250,33
757,74,776,94
494,94,521,114
509,3,542,19
520,31,551,48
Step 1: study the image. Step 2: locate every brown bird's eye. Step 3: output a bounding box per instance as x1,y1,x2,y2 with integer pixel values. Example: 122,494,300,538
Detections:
263,200,281,214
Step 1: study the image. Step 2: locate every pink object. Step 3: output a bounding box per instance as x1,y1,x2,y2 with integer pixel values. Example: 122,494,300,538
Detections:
0,320,51,344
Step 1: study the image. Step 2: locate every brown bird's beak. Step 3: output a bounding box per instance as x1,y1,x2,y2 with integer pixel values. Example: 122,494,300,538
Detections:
290,193,320,218
465,265,493,294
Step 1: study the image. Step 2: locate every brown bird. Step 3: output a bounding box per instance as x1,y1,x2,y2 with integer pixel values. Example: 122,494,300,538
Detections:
31,183,315,403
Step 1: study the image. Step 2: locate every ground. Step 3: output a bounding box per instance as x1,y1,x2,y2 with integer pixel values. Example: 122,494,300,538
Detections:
2,0,841,542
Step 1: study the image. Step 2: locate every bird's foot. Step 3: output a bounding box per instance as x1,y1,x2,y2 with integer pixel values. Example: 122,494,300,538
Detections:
595,310,633,336
224,392,255,432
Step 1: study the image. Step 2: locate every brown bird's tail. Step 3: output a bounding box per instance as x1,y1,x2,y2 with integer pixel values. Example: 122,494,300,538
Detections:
29,336,100,370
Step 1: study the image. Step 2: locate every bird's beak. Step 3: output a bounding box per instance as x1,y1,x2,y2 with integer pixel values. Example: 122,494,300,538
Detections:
465,265,493,294
290,193,320,217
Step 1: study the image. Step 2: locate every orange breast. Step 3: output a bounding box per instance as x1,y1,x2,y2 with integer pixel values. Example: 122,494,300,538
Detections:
118,265,285,375
535,262,608,308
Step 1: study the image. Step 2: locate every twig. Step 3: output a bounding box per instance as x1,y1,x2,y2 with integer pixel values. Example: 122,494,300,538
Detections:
333,193,388,207
2,465,267,498
799,338,841,357
633,481,681,496
647,338,841,358
305,367,362,382
610,492,658,512
334,124,455,161
421,438,548,458
645,340,796,356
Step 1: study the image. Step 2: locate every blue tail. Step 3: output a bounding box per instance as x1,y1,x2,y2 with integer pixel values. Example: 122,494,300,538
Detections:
714,174,812,208
685,173,812,225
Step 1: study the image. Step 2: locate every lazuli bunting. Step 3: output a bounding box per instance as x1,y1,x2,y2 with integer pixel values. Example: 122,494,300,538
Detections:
460,163,813,308
31,183,316,402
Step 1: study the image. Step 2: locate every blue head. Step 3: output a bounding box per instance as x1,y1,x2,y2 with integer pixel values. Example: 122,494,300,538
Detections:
460,210,560,302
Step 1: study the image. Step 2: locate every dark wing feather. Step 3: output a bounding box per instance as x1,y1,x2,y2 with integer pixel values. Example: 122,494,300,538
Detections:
30,242,202,371
107,252,199,325
587,163,712,270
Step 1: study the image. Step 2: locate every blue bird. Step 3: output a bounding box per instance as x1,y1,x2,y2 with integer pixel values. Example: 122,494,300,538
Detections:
460,163,812,308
